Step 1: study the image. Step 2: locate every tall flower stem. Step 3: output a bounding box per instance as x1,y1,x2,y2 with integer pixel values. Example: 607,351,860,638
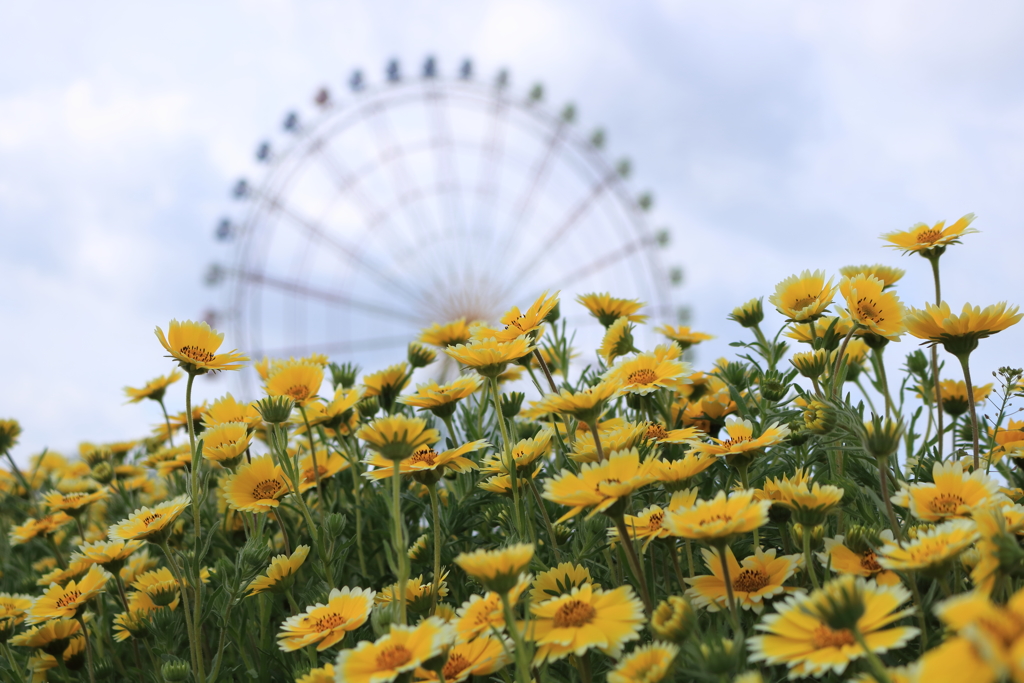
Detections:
182,371,207,683
852,626,892,683
348,451,368,578
929,255,945,459
956,353,982,470
391,459,409,624
157,397,174,448
669,542,687,591
526,477,561,558
427,483,443,615
613,513,652,616
159,539,201,680
586,420,607,463
499,591,531,683
75,614,96,683
489,377,525,534
2,642,24,683
298,405,325,518
736,463,759,547
872,348,894,417
803,530,820,591
685,539,695,578
713,541,743,638
830,327,858,399
272,508,292,556
878,458,903,543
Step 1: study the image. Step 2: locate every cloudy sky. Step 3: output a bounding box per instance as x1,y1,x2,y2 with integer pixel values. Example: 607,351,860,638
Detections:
2,1,1023,461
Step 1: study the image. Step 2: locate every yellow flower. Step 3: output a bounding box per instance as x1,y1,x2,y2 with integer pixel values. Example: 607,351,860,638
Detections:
649,453,716,492
480,428,553,475
775,479,845,527
27,565,111,623
878,519,978,573
530,563,594,604
569,422,647,464
398,376,482,418
247,545,310,595
202,393,262,429
663,490,770,542
10,617,83,654
608,505,671,551
36,560,93,588
769,269,836,322
747,577,918,679
685,546,802,614
445,337,534,377
455,543,534,593
295,663,335,683
905,301,1022,357
41,488,108,515
364,440,487,485
295,450,350,493
0,593,32,637
454,577,529,642
420,319,478,347
419,634,513,682
599,317,636,366
124,370,182,403
299,386,363,429
362,363,411,401
891,460,1000,522
969,502,1024,595
356,415,440,461
577,292,647,327
9,513,73,545
265,362,324,407
221,455,289,513
377,573,450,615
838,274,906,340
533,379,621,425
108,494,189,541
649,595,696,643
728,298,764,328
542,448,656,523
478,471,540,496
335,617,454,683
277,586,375,651
201,422,252,466
838,264,906,289
817,532,902,586
608,642,680,683
881,213,977,254
603,351,691,396
112,610,151,642
479,291,560,342
785,316,856,344
155,319,248,373
689,417,790,467
529,584,645,663
937,380,993,417
655,325,714,350
71,539,144,571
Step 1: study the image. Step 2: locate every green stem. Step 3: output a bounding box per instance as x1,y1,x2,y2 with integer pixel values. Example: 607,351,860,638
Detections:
526,477,561,558
575,651,593,683
500,592,531,683
853,626,892,683
182,371,207,683
2,450,33,502
614,514,652,616
737,463,758,547
75,614,96,683
873,348,894,418
685,539,695,578
929,255,944,460
714,541,743,638
157,397,175,448
391,459,408,624
158,539,200,677
669,541,687,591
830,327,857,399
272,508,292,556
441,414,459,443
586,419,607,463
490,377,525,535
803,529,820,590
879,458,903,543
298,405,325,518
428,483,443,615
957,353,981,470
2,642,25,683
208,601,234,682
350,454,368,578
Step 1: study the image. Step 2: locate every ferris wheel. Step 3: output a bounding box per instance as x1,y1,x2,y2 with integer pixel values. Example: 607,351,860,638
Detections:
205,56,685,394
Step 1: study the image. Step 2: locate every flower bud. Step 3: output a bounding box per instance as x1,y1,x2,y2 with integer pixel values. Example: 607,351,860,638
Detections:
844,525,882,554
90,461,115,485
649,595,696,644
861,415,904,460
699,637,737,676
803,575,866,632
255,396,294,425
357,397,379,420
791,349,829,381
906,350,929,376
802,400,836,435
728,298,764,328
0,419,21,452
501,392,525,419
329,362,360,390
790,523,825,550
407,343,437,369
758,369,790,403
162,658,191,682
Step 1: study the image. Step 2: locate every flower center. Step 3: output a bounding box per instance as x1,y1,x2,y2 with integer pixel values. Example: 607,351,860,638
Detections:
252,479,283,500
310,612,347,632
930,493,965,514
443,653,471,679
54,590,82,609
142,513,162,527
916,228,941,244
504,314,527,331
860,550,882,573
628,369,659,385
179,345,215,364
699,514,732,526
376,644,413,670
302,465,329,482
792,294,821,311
811,625,856,649
646,424,668,440
409,448,438,467
648,511,664,530
553,599,597,628
856,297,883,323
733,569,770,593
721,436,752,449
285,385,310,401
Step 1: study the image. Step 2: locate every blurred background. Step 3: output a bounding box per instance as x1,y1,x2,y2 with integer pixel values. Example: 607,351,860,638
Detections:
2,0,1023,461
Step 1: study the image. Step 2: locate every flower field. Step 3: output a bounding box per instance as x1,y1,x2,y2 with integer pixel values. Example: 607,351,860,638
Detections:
2,214,1024,683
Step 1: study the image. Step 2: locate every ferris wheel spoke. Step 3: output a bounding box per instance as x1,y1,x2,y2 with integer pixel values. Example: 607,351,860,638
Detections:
529,233,657,292
257,190,432,309
230,267,422,324
361,102,462,303
253,334,412,360
497,169,619,300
